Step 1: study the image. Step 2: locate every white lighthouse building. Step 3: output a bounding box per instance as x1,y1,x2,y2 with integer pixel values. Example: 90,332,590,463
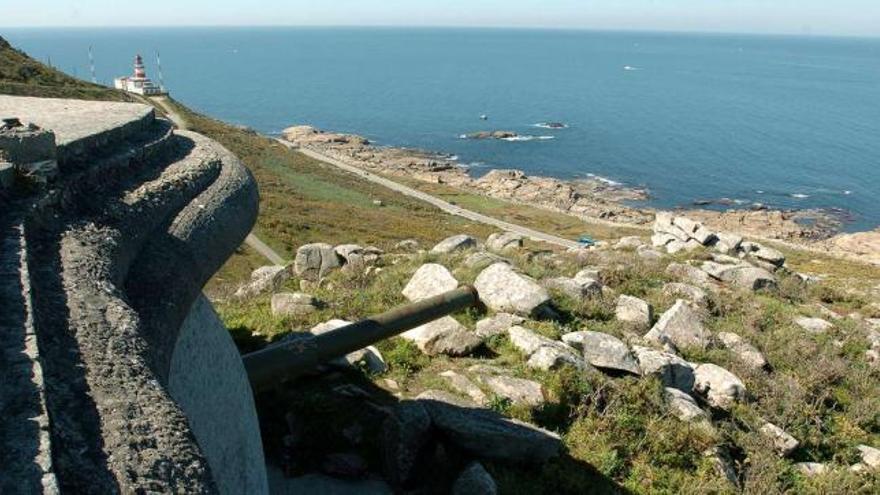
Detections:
114,54,165,95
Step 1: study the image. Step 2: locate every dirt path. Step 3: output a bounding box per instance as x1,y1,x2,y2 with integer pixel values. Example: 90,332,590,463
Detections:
281,141,586,250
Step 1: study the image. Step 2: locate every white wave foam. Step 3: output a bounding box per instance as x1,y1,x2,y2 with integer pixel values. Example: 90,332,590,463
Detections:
501,135,556,142
533,122,569,129
586,173,622,187
843,190,853,195
791,193,810,199
623,65,641,71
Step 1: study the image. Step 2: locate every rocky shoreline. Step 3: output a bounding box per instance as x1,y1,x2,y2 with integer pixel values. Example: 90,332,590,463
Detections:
280,125,880,263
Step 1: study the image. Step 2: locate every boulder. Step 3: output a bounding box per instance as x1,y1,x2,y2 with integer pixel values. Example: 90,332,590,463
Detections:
717,332,767,370
857,444,880,470
692,363,746,410
382,401,432,487
654,213,691,242
401,317,481,357
615,236,645,250
234,264,292,298
795,316,833,334
795,462,828,477
666,262,715,288
310,319,351,335
644,300,712,349
662,283,708,307
440,371,488,405
751,244,786,267
664,387,708,423
394,239,420,251
335,243,366,264
704,447,739,487
573,267,602,284
714,232,743,254
452,462,497,495
759,421,799,457
692,226,716,245
294,243,342,281
464,251,509,269
652,233,678,248
637,246,663,261
673,216,700,235
705,263,777,291
526,345,587,372
486,232,524,253
542,276,601,300
417,398,562,464
508,326,558,356
472,374,545,407
616,295,653,329
270,292,318,317
402,263,459,302
632,345,696,392
475,313,525,339
344,347,387,374
474,263,551,317
431,234,477,254
562,331,640,374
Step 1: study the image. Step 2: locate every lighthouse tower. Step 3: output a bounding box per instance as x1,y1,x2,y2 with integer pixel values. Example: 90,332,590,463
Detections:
114,54,165,95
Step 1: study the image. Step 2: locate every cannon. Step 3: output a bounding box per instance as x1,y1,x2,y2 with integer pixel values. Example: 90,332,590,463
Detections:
243,285,480,391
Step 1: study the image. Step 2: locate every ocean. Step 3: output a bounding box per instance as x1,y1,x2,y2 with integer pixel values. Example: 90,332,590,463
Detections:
4,27,880,231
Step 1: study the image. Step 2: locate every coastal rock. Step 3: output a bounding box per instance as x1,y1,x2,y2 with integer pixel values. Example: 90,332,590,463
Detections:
795,316,833,334
645,300,712,349
486,232,524,252
401,316,481,356
431,234,477,254
344,347,387,375
402,263,458,301
573,268,602,284
440,371,488,405
795,462,829,477
692,363,746,410
828,230,880,265
857,444,880,470
704,447,739,487
474,313,524,339
562,331,640,374
310,319,351,335
664,387,709,423
294,243,342,281
717,332,768,370
702,261,777,291
616,295,653,329
394,239,420,252
615,236,645,250
632,345,696,392
473,374,545,407
508,325,559,356
662,283,708,307
234,264,292,298
463,131,519,140
417,398,562,464
527,345,587,371
542,276,601,301
759,421,800,457
714,232,743,254
270,292,318,317
463,251,509,269
666,262,715,288
474,263,551,317
452,462,497,495
652,233,678,248
382,401,432,487
749,244,786,268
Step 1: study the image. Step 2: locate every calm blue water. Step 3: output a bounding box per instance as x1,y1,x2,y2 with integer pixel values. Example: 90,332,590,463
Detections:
4,27,880,231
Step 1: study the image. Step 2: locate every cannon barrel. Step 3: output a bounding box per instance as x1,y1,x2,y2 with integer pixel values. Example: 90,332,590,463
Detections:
243,285,480,391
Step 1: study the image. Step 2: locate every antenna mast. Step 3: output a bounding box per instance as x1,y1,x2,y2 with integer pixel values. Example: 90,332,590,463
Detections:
88,46,97,83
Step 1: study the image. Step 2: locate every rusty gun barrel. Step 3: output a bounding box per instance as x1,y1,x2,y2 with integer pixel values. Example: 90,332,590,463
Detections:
243,285,479,391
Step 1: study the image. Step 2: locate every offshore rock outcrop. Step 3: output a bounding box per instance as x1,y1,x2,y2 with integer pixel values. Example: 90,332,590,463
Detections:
0,96,259,493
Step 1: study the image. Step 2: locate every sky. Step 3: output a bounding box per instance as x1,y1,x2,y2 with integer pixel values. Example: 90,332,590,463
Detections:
2,0,880,37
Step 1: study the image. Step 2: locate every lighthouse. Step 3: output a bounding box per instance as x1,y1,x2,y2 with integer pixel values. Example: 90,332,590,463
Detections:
114,54,165,95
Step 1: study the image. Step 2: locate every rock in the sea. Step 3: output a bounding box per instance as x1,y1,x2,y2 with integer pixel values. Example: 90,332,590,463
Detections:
759,421,799,457
402,316,481,357
486,232,524,253
474,263,551,317
382,401,433,487
562,331,640,374
693,363,746,410
440,370,488,405
475,313,525,339
234,264,292,298
662,283,708,307
795,316,833,334
402,263,459,302
645,300,712,349
452,462,497,495
632,345,695,392
472,374,545,407
464,130,519,140
664,387,709,423
417,398,562,464
271,292,318,317
431,234,477,254
294,243,342,281
717,332,767,370
616,295,653,329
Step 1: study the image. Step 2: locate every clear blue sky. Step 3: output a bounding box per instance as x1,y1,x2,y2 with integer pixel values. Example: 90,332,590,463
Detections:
2,0,879,37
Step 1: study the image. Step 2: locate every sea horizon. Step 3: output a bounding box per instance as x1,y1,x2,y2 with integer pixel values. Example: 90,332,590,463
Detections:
4,26,880,232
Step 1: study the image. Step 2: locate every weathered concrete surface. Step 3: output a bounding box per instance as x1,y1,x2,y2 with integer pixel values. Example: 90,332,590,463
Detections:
170,295,268,495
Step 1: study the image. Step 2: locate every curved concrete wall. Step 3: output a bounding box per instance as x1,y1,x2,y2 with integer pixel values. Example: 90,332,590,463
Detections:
169,294,269,495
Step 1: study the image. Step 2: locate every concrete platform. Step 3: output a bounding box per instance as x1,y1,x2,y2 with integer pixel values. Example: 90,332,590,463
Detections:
0,95,155,162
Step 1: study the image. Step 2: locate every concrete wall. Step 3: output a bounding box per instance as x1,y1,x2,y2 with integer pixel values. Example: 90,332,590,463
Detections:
169,294,269,495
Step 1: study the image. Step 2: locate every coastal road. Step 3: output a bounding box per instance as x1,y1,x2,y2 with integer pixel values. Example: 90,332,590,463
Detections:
150,96,289,265
279,140,585,251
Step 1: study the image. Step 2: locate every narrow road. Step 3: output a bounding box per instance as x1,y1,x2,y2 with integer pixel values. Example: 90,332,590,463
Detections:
281,140,585,250
150,96,288,265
